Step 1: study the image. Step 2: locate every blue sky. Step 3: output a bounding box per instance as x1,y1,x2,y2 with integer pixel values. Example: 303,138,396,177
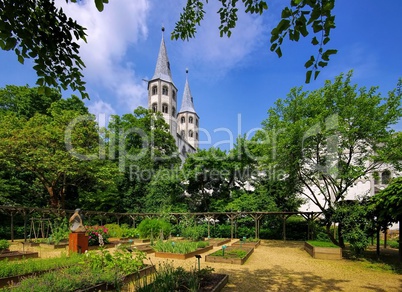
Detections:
0,0,401,151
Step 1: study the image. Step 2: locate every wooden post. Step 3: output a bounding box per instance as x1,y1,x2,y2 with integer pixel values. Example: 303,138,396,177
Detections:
10,212,14,242
23,211,27,242
376,224,380,259
384,227,387,248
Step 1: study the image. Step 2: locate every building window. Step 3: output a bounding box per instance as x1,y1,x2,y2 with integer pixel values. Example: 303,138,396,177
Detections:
196,132,199,140
182,146,186,155
152,86,157,95
382,170,391,184
171,107,176,117
162,86,168,95
172,91,176,101
162,103,168,114
152,103,157,113
181,117,185,124
189,116,193,124
189,130,193,138
196,119,198,126
181,130,185,138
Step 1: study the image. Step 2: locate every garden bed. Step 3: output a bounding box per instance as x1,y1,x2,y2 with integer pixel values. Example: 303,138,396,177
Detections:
232,239,260,248
0,250,39,261
135,244,154,254
155,245,213,260
205,247,254,265
40,242,69,249
87,242,116,250
207,238,231,247
304,241,342,259
75,265,156,292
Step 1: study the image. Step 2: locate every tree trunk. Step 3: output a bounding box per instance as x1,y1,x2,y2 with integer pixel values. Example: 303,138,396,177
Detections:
47,186,59,208
399,219,401,262
326,223,341,247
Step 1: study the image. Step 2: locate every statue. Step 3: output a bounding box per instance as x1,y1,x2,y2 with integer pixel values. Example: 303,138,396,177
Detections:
69,209,86,233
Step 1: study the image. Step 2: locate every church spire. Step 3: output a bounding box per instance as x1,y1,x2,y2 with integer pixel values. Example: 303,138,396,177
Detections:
152,27,173,83
179,69,197,114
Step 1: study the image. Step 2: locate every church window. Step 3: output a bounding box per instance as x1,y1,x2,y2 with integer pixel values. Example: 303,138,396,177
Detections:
189,130,194,138
181,130,185,138
182,146,186,155
171,107,176,117
196,119,199,126
162,86,168,95
172,91,176,101
196,132,199,140
162,103,168,114
181,117,185,124
381,170,391,184
152,103,157,113
152,86,157,95
189,116,193,123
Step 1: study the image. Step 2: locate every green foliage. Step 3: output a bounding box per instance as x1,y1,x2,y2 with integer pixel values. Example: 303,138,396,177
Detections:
153,240,209,254
181,225,206,241
0,253,82,278
210,248,248,258
333,202,371,257
5,249,146,291
104,223,123,238
0,1,89,99
48,218,69,245
137,262,214,292
270,0,336,82
0,239,10,251
256,72,402,246
120,224,140,238
137,219,172,240
307,240,339,248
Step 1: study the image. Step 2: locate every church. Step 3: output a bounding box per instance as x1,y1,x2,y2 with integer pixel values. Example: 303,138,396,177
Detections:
147,28,199,161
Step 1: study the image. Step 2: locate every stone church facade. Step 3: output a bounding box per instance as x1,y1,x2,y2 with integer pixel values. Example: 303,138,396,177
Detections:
147,29,199,161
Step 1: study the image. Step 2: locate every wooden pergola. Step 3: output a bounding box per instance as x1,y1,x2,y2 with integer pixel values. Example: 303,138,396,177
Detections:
0,205,322,242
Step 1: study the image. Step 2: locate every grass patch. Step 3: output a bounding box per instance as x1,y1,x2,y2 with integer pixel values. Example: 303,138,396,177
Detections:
153,240,209,254
307,240,340,248
209,249,248,259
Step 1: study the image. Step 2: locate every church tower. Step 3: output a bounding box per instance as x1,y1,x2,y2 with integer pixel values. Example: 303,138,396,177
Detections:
148,27,178,138
177,69,199,149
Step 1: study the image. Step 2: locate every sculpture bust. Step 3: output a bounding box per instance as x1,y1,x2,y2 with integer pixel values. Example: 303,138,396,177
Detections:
69,209,86,233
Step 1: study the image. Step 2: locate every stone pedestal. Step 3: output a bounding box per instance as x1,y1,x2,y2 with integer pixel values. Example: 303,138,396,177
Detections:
69,232,88,254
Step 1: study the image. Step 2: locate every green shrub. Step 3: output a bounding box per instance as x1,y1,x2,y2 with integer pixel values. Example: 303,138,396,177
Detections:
138,219,171,240
181,225,206,241
121,224,140,238
48,218,69,244
104,223,123,238
0,239,10,251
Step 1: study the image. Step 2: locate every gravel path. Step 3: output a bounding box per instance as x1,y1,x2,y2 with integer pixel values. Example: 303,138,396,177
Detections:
145,240,402,292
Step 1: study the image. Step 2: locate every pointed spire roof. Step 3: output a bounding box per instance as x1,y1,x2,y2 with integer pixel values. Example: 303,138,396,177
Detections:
179,69,197,114
152,27,173,83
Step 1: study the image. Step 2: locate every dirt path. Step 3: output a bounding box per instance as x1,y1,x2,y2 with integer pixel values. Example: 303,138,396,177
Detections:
144,240,402,292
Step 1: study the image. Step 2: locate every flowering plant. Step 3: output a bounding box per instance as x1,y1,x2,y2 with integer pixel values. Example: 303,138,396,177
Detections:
86,225,110,246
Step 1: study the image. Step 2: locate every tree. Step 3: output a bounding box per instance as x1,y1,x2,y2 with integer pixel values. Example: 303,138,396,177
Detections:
107,107,180,212
1,0,337,99
255,71,402,246
0,93,104,208
371,177,402,261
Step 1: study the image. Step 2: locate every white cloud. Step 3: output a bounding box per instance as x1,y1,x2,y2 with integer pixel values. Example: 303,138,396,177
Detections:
88,99,115,119
175,1,268,79
55,0,150,112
